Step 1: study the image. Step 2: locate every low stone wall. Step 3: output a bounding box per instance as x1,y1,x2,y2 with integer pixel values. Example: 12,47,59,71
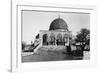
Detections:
39,46,66,51
22,52,34,56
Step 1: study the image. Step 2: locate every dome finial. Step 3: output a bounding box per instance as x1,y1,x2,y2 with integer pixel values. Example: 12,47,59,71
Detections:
58,14,60,18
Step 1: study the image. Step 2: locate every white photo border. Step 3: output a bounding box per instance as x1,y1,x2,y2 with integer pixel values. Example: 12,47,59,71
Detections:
11,2,97,73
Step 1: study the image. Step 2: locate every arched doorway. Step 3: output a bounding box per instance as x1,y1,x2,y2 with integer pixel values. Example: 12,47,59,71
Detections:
57,33,63,45
50,33,55,45
63,33,68,46
42,34,48,45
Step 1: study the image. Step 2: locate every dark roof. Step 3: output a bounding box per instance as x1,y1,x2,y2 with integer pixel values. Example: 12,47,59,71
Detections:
49,18,68,31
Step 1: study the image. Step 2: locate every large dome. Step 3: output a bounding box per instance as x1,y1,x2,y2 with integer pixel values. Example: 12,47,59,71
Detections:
49,18,68,31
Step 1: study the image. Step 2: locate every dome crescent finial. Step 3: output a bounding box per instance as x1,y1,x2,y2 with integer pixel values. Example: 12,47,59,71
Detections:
58,14,60,18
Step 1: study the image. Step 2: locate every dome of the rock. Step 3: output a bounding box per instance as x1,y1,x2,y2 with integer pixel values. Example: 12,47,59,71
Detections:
49,18,68,31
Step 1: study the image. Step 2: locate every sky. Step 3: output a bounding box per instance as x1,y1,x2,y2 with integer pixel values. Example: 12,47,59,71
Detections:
22,10,90,44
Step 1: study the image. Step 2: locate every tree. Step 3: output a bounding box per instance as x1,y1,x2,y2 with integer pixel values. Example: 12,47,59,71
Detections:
75,28,90,51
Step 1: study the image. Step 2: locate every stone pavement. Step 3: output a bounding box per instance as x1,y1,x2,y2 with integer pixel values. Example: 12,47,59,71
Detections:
22,47,90,62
